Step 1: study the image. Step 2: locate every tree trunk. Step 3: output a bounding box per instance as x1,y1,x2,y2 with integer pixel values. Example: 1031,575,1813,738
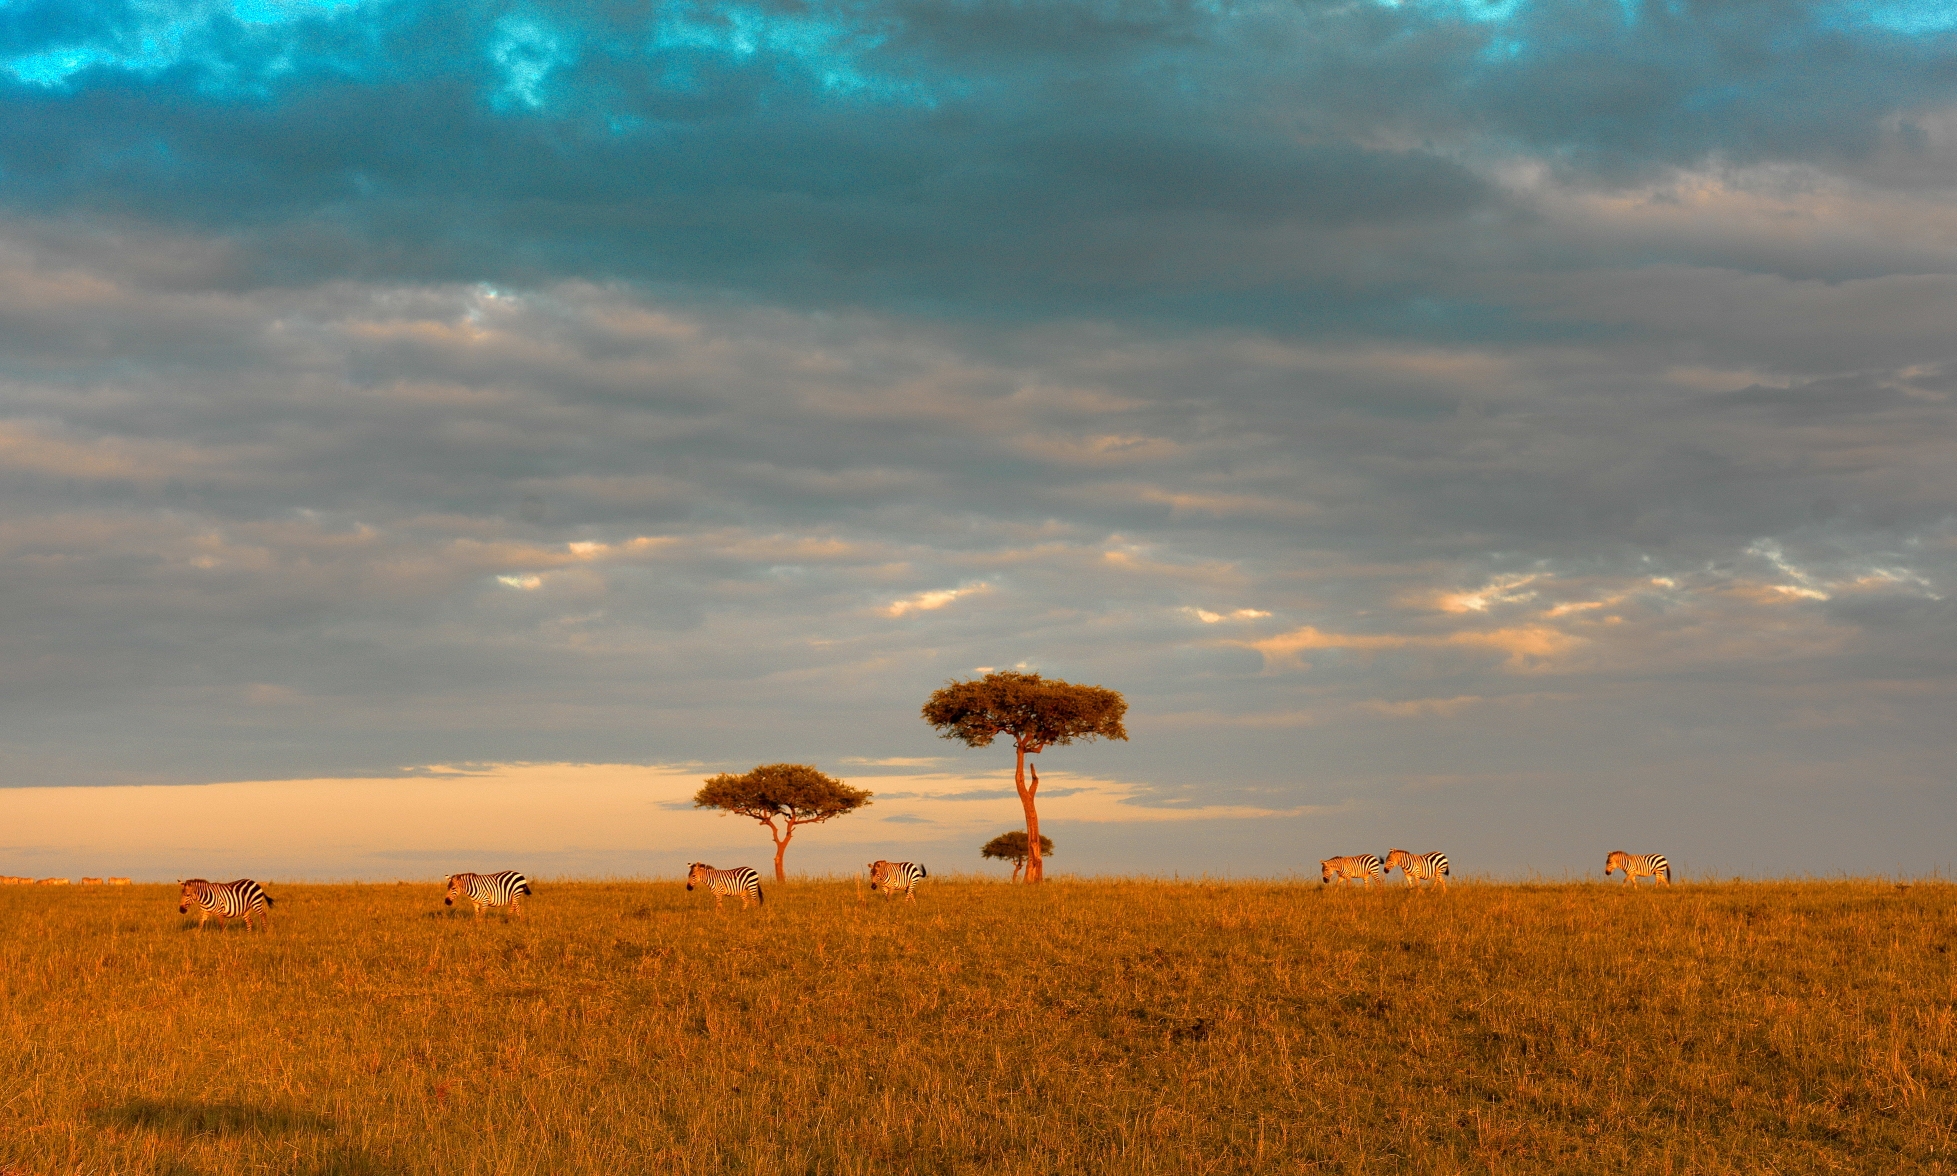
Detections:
1017,744,1043,883
772,822,791,884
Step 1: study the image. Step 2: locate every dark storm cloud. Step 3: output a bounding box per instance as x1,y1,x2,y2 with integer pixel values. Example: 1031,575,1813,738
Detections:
3,0,1954,319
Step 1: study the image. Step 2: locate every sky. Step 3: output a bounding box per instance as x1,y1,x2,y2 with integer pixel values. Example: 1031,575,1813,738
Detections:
1,0,1954,881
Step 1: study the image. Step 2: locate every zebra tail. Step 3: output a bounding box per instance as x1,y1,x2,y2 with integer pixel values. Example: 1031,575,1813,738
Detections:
520,881,534,895
918,865,929,879
265,894,276,906
757,886,765,905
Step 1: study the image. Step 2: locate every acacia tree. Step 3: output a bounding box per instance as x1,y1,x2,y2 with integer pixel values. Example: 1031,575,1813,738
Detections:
980,831,1054,884
693,763,873,883
922,671,1126,883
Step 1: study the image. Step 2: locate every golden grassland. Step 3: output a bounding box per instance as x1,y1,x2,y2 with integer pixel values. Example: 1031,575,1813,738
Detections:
2,877,1955,1175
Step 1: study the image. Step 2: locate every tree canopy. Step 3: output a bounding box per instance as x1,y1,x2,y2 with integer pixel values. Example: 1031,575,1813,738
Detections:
921,670,1128,754
980,831,1054,862
981,831,1055,883
923,671,1125,883
694,763,872,882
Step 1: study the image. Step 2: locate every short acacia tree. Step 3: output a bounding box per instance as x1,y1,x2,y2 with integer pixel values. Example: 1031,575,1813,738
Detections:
693,764,872,883
980,831,1055,884
922,671,1126,883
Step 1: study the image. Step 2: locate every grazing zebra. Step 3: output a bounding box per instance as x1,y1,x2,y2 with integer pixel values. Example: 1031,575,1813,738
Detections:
444,871,532,917
1320,854,1385,887
686,863,764,910
1383,849,1450,891
81,877,103,885
1605,851,1672,887
108,877,131,885
178,879,274,931
868,860,927,901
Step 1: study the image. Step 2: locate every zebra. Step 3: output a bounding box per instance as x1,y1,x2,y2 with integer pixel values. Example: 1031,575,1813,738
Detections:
686,863,763,910
444,871,532,917
1383,849,1450,891
1605,851,1672,887
868,860,927,901
1320,854,1385,887
178,879,274,931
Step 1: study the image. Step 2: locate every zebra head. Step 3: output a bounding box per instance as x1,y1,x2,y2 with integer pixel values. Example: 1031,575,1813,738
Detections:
685,863,710,891
1320,860,1334,884
1382,850,1410,875
177,879,204,914
1604,851,1628,877
443,874,464,906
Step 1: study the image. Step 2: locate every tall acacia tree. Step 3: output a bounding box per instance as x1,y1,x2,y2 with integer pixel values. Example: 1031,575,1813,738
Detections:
693,763,873,883
922,671,1126,883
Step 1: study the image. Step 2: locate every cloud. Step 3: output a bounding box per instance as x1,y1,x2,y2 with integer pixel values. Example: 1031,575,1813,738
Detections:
1184,607,1271,624
0,0,1952,324
1242,624,1586,673
838,756,945,767
883,583,990,617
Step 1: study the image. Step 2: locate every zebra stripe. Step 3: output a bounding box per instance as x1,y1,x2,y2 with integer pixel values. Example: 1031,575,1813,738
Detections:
178,878,274,931
1605,851,1672,887
686,863,763,909
1383,849,1450,890
1320,854,1385,887
445,870,532,917
868,860,927,901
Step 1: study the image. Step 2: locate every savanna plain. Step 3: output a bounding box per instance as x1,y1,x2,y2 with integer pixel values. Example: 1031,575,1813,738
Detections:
3,878,1954,1175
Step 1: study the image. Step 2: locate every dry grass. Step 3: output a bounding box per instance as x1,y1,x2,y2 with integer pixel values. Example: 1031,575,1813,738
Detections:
2,878,1955,1174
